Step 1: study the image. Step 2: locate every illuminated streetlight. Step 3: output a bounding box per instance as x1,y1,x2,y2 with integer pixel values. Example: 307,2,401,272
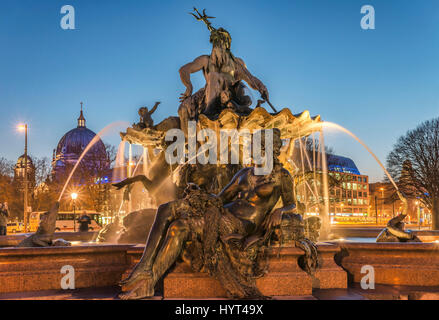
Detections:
71,193,78,231
380,187,385,224
17,124,29,232
415,200,421,230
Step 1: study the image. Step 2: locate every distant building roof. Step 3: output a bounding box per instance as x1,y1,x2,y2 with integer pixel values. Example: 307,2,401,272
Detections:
291,147,361,175
326,154,361,175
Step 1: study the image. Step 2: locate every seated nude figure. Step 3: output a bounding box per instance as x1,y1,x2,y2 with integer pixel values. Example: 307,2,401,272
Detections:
119,129,301,299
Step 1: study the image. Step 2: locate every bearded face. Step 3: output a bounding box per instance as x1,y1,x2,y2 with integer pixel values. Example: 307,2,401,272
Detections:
210,28,231,50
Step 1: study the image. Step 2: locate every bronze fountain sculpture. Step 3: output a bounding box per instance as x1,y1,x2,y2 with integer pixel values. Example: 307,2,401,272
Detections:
376,191,422,243
119,129,319,299
115,8,324,299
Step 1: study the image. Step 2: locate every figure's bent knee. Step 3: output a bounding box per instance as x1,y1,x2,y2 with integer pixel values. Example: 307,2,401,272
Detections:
168,220,189,236
155,202,175,223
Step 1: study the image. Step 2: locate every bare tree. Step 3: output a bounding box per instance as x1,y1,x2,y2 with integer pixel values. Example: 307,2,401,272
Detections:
105,143,117,167
387,117,439,229
0,157,14,204
33,156,52,186
0,157,23,219
0,157,14,177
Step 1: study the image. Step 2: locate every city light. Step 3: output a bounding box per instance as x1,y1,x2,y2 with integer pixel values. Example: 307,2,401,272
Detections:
71,193,78,200
17,124,26,131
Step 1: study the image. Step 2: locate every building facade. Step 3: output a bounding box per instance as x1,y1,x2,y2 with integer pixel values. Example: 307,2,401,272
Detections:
13,154,36,192
326,154,370,217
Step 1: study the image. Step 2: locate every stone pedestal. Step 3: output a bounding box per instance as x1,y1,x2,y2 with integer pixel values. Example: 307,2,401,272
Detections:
0,242,346,297
314,243,348,289
0,245,132,293
337,242,439,287
161,243,347,298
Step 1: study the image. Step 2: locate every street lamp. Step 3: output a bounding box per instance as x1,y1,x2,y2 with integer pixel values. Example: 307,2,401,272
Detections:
380,187,384,224
18,124,29,232
71,193,78,232
415,200,420,230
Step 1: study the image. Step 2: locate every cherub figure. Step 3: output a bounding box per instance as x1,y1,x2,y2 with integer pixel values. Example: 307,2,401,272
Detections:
135,102,160,129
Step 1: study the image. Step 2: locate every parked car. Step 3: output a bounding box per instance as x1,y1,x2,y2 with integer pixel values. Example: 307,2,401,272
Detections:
6,222,24,234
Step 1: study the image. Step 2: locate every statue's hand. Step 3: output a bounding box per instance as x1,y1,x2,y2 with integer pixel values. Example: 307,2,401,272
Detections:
179,88,193,102
259,85,269,102
266,208,283,230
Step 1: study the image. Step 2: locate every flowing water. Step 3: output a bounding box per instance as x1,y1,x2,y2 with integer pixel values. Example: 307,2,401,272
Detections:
289,120,400,238
113,140,127,183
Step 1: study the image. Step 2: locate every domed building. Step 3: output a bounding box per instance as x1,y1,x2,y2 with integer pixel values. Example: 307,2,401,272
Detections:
14,154,36,191
52,104,110,181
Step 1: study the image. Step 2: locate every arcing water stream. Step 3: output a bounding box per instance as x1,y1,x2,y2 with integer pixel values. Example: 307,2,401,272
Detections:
308,121,399,191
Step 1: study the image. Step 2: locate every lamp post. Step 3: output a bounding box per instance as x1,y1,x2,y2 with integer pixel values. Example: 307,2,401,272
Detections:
374,195,378,225
380,187,384,224
71,193,78,232
415,200,420,231
18,124,28,232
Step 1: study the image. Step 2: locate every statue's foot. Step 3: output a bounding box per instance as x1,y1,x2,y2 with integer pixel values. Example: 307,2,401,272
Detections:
120,267,152,287
119,277,154,300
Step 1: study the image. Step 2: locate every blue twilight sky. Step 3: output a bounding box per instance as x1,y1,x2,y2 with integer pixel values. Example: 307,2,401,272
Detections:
0,0,438,182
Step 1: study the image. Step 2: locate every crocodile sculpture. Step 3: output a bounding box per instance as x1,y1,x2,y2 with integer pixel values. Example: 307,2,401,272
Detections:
376,191,422,243
17,202,71,247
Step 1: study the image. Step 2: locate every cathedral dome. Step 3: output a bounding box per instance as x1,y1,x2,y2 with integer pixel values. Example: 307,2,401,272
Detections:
55,126,106,160
52,104,109,177
16,154,35,170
